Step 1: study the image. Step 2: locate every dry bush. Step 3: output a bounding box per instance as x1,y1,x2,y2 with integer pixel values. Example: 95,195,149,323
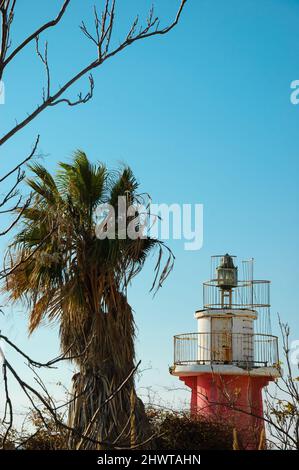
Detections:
0,408,67,450
147,409,233,450
20,409,68,450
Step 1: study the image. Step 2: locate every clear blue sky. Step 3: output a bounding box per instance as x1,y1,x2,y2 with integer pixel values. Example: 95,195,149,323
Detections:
0,0,299,416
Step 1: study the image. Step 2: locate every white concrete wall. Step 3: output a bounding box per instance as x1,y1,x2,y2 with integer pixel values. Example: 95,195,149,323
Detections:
195,309,257,364
197,316,211,362
232,316,254,363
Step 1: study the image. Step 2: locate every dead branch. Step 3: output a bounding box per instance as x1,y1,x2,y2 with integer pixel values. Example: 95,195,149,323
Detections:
0,350,150,449
0,332,94,368
1,361,13,448
1,0,71,75
0,195,31,236
0,136,40,183
35,37,50,102
0,0,187,147
0,136,39,238
0,224,57,279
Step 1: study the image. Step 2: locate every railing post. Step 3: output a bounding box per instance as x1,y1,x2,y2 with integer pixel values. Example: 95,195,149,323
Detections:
173,335,176,365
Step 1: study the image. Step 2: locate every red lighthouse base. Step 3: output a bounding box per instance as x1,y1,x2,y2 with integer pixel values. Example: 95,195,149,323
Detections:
181,373,273,450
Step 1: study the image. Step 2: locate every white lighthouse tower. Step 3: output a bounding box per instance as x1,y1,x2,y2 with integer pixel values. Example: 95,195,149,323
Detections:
171,254,280,449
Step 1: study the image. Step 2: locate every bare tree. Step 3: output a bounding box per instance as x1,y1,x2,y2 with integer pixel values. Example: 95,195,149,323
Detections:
264,319,299,450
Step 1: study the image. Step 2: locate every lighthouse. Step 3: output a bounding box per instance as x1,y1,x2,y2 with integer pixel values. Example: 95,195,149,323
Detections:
171,254,280,449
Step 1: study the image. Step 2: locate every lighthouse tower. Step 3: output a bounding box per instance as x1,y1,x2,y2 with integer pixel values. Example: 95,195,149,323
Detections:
171,254,280,449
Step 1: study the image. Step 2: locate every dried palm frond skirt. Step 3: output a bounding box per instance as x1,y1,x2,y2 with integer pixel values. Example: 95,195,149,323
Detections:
67,370,153,450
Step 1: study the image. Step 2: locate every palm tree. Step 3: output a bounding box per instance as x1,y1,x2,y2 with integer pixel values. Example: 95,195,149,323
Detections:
4,151,173,449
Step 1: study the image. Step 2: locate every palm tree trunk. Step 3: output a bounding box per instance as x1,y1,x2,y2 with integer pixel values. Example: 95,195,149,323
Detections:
63,301,152,450
67,369,151,449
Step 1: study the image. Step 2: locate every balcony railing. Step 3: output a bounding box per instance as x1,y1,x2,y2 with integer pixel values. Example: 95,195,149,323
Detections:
174,332,279,368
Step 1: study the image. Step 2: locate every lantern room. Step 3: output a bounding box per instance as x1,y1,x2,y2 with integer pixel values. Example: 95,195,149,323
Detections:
172,255,279,372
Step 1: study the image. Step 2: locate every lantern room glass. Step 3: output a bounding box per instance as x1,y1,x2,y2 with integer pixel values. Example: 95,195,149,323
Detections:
216,254,238,289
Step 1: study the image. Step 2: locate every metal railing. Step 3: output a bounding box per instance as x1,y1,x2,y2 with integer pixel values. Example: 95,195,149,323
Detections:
174,332,279,368
203,280,270,309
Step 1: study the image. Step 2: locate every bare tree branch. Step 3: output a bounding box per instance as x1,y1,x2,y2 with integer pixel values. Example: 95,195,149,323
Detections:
0,333,95,368
0,0,187,147
35,37,50,102
0,224,57,279
0,136,39,238
1,0,71,72
1,362,13,448
0,135,40,183
0,195,30,236
0,348,152,449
